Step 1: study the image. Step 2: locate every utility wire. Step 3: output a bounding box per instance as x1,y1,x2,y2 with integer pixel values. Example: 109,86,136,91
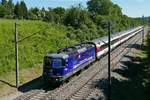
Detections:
18,26,48,43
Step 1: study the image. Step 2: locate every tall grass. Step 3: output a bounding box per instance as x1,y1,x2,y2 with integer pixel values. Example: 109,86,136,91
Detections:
0,19,78,75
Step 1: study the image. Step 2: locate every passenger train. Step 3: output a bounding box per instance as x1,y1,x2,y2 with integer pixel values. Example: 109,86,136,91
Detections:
42,26,143,83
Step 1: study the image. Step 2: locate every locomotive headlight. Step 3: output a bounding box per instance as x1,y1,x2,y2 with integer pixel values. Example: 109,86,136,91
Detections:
64,68,68,71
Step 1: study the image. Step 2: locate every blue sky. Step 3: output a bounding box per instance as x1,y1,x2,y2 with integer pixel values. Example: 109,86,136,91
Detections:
112,0,150,17
13,0,150,18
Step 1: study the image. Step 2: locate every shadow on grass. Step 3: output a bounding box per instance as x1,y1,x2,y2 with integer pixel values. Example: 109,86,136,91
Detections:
127,43,147,51
18,76,45,93
0,80,16,88
127,43,142,50
90,55,150,100
18,76,59,93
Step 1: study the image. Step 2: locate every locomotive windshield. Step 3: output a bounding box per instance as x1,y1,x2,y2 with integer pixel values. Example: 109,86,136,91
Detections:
52,58,65,68
44,56,66,68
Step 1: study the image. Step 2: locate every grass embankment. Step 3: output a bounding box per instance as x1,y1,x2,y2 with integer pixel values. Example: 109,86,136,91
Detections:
0,19,78,96
0,19,77,74
0,19,78,74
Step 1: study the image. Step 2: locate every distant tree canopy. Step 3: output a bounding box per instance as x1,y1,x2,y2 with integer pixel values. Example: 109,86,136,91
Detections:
1,0,7,5
0,0,144,41
0,0,14,18
87,0,112,15
0,0,27,18
14,1,27,19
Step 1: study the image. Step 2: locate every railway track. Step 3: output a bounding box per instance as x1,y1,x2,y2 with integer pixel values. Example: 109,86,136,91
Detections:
14,31,144,100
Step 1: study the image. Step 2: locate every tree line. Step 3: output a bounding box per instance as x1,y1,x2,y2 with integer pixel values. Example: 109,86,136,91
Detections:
0,0,144,42
0,0,27,18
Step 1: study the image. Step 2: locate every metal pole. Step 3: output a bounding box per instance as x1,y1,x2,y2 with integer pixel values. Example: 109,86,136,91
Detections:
15,22,19,88
108,21,111,100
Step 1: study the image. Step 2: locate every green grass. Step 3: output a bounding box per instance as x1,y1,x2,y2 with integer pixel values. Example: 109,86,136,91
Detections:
0,19,78,76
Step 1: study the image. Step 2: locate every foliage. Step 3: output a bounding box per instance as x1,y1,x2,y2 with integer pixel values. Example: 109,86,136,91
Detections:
14,1,27,19
87,0,113,15
142,30,150,98
146,31,150,62
64,7,81,28
0,4,5,17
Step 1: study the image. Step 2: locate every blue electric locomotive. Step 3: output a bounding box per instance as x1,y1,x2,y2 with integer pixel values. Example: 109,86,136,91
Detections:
43,43,96,82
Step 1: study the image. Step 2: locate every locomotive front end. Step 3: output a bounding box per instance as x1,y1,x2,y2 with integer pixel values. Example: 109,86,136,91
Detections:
42,53,68,83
